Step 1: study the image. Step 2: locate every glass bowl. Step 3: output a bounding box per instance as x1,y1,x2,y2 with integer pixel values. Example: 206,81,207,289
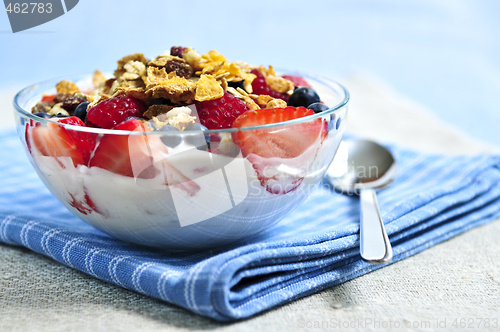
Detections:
13,72,349,250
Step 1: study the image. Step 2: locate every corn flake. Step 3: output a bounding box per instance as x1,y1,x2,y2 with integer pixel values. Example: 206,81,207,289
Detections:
146,69,196,103
256,94,274,107
56,80,80,95
265,75,294,94
266,98,287,109
195,74,224,102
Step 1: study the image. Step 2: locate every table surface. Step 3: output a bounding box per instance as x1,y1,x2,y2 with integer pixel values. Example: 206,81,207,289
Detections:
1,74,499,331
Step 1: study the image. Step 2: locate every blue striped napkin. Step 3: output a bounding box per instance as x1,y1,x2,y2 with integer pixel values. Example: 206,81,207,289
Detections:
1,128,500,321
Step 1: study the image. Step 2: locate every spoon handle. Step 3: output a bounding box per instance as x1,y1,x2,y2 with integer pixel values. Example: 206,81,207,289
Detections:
359,188,393,264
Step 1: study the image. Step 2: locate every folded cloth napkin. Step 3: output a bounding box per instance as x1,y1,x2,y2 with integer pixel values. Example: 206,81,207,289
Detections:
1,128,500,321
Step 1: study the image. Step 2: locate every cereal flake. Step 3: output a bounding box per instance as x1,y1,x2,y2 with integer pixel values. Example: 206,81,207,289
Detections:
195,75,224,102
56,80,80,95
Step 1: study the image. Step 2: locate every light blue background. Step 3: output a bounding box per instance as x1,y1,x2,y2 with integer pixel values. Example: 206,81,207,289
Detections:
1,0,499,145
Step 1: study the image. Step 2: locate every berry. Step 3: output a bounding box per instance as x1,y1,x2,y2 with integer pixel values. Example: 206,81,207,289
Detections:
184,123,207,131
74,102,90,122
232,106,326,158
281,75,311,88
29,121,85,167
86,95,146,129
195,92,249,129
184,123,209,148
41,95,56,103
85,118,100,128
159,124,182,148
89,119,200,195
308,102,329,113
55,116,97,164
231,107,327,194
52,113,69,118
170,46,186,57
89,118,164,179
61,95,88,113
288,87,320,108
33,112,51,119
250,69,289,102
56,116,85,127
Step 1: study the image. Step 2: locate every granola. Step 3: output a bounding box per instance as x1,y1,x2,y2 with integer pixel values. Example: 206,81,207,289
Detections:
30,46,320,131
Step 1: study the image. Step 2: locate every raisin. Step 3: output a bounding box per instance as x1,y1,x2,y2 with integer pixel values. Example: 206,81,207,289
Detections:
170,46,186,58
165,60,193,78
61,95,88,114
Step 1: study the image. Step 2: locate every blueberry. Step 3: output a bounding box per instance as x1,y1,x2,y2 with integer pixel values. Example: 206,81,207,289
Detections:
52,113,69,118
288,87,320,107
336,117,342,130
159,124,182,148
308,102,329,113
184,123,209,149
33,112,51,119
184,123,208,132
74,102,89,122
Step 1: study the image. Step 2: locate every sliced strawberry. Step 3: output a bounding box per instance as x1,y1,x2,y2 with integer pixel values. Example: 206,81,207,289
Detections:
281,75,311,88
56,116,97,164
29,121,85,168
25,123,32,154
232,107,327,194
89,118,200,194
231,107,327,158
89,118,160,179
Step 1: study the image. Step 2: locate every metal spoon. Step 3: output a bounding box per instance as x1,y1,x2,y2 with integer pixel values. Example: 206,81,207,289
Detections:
326,139,396,264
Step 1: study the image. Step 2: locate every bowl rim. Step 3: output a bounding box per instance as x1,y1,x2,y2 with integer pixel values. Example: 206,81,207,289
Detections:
14,71,349,136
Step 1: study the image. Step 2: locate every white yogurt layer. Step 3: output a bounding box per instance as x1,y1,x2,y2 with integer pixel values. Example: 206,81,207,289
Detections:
28,127,342,249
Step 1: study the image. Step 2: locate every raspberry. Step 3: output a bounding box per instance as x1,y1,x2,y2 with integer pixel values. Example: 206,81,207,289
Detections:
195,92,249,129
250,69,289,102
86,95,146,129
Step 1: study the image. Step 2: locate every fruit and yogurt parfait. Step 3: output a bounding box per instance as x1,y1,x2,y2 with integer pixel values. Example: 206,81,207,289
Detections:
19,46,348,249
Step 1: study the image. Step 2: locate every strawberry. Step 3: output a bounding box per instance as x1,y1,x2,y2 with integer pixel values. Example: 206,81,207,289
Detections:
89,118,163,179
56,116,97,164
231,107,327,194
29,121,85,168
89,118,200,194
231,107,326,158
